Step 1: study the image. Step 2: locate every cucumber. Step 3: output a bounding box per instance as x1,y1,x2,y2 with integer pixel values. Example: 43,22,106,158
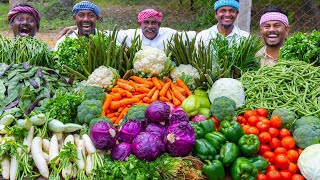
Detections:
63,123,83,133
0,114,15,126
30,113,46,126
48,119,65,133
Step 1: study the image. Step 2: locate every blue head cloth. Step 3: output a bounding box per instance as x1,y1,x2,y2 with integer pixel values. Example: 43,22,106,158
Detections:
214,0,240,11
72,1,100,16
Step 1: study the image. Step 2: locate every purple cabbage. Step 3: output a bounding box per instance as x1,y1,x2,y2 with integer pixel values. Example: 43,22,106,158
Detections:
144,123,167,139
192,114,207,123
168,110,189,126
131,132,165,161
164,121,195,157
145,101,170,123
110,142,131,161
118,120,143,143
90,121,117,150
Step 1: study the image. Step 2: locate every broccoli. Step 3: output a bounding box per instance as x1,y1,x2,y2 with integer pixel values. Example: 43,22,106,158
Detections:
293,123,320,149
77,99,103,124
209,96,236,121
82,85,106,102
272,108,297,131
121,104,148,125
292,116,320,130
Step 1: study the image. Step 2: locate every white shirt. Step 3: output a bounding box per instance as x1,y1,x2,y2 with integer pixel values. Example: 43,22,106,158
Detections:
111,27,196,51
195,24,250,47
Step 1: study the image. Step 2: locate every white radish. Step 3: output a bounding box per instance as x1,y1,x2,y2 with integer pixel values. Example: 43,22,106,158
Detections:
54,132,63,141
62,162,73,179
74,134,81,146
49,134,59,163
64,134,75,145
76,139,85,170
1,157,10,179
23,126,35,153
31,137,49,178
85,153,93,175
73,165,77,179
9,155,17,180
42,138,50,153
0,124,7,134
82,134,96,154
43,152,49,163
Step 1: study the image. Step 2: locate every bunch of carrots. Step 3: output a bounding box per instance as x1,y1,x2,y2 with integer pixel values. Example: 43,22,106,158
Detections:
101,76,192,124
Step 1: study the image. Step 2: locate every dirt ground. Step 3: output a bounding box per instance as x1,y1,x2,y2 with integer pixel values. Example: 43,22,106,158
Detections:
0,31,61,49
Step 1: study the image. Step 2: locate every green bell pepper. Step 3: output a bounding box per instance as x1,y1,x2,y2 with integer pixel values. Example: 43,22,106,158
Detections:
193,139,217,161
219,120,244,143
231,157,258,180
238,134,260,157
181,95,200,116
248,155,269,172
204,131,227,151
191,120,216,139
219,142,239,166
202,160,225,180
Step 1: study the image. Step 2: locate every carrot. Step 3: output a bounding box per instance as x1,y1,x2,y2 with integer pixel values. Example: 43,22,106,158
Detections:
112,87,122,93
159,82,171,97
159,80,165,86
102,94,113,111
109,101,121,110
171,82,186,102
172,94,181,106
159,96,170,102
138,86,151,93
166,89,173,100
135,102,150,106
104,109,112,114
119,98,140,106
136,83,150,88
106,113,115,118
151,77,162,90
147,87,157,98
110,117,117,123
115,107,129,124
110,92,121,100
151,89,159,102
133,93,147,100
131,76,153,88
129,80,139,91
176,78,192,96
117,106,125,113
117,79,130,84
143,97,152,104
175,86,187,96
117,81,135,92
163,76,173,83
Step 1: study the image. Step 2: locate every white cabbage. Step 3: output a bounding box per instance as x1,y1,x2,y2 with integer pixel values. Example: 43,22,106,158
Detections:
298,144,320,180
208,78,245,108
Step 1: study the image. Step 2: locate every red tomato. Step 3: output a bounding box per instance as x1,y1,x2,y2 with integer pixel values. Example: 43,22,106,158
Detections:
257,173,267,180
274,147,287,156
266,170,281,180
292,174,305,180
263,151,275,164
242,124,251,133
236,115,247,124
288,162,298,174
287,150,299,163
281,137,296,150
269,137,282,149
270,115,282,128
274,154,290,170
259,144,271,155
256,121,270,132
248,116,260,126
268,127,279,137
244,109,257,119
259,132,272,144
267,165,278,172
279,128,291,139
279,170,292,180
246,126,259,136
256,108,269,117
296,148,303,155
260,118,270,125
211,116,220,130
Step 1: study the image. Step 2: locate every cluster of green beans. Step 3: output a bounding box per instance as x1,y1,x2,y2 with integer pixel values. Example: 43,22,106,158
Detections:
239,61,320,117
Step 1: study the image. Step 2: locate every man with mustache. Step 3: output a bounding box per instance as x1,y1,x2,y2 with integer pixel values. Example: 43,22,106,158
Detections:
195,0,249,47
54,1,101,50
8,4,41,37
256,6,290,67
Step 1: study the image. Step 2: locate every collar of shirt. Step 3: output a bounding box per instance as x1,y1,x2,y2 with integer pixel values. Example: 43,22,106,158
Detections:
212,24,242,39
258,47,278,67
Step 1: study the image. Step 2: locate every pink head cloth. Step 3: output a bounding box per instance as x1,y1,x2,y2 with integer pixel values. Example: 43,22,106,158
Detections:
138,9,163,23
260,12,289,27
8,6,41,29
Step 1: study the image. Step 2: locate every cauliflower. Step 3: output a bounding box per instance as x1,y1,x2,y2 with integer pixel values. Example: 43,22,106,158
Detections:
133,47,173,77
170,64,200,90
209,96,237,121
82,66,119,91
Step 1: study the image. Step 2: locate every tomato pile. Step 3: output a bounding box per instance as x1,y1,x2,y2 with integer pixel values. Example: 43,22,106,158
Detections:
237,108,305,180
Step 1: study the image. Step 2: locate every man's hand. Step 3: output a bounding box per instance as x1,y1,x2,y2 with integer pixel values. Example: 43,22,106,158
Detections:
57,26,77,39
